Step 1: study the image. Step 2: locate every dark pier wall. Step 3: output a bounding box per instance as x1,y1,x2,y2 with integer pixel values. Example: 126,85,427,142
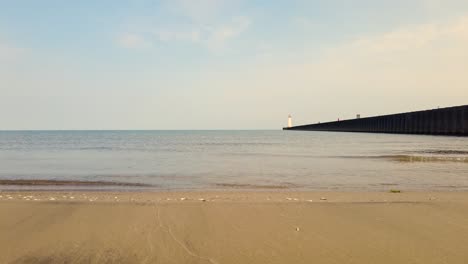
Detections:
284,105,468,136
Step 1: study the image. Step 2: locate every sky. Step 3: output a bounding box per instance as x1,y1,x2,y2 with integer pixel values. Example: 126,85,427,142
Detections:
1,0,468,130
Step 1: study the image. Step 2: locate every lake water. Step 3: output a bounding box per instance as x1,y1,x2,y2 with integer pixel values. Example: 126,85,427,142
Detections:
0,130,467,191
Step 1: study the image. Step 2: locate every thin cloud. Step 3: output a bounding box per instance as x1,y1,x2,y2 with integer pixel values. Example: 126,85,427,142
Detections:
154,29,201,42
304,15,468,96
350,23,440,53
216,14,468,122
117,33,151,49
152,16,251,47
121,16,251,51
203,16,251,50
118,0,248,52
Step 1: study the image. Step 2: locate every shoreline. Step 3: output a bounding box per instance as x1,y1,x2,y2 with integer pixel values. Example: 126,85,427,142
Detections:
1,189,468,203
2,179,468,192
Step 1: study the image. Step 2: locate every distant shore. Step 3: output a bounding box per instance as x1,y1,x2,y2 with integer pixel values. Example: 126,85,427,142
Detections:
1,190,468,263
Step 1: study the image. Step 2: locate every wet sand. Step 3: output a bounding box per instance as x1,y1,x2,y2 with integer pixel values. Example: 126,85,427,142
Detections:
1,191,468,263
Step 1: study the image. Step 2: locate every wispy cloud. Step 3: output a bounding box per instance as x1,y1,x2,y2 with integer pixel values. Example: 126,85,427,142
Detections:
299,15,468,93
117,33,151,49
223,15,468,122
119,16,251,51
350,23,439,53
206,16,250,48
117,0,249,51
322,15,468,66
154,28,201,42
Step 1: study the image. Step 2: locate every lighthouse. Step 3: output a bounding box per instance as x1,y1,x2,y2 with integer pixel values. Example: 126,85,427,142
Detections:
287,114,292,128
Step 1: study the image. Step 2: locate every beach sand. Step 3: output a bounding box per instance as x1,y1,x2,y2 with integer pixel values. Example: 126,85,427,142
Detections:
1,191,468,263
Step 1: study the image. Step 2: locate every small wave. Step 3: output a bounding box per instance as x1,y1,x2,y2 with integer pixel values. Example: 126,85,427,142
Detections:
384,155,468,163
196,142,278,147
222,152,316,158
214,182,298,189
0,179,154,187
410,150,468,155
78,147,114,151
344,155,468,163
379,183,399,186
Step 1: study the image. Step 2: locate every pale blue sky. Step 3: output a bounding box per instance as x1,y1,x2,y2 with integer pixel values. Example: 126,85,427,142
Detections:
1,0,468,129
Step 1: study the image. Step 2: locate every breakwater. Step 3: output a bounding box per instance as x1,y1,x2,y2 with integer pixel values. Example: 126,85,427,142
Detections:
284,105,468,136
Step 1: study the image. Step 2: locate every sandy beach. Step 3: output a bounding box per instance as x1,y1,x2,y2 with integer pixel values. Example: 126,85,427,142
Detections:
0,191,467,264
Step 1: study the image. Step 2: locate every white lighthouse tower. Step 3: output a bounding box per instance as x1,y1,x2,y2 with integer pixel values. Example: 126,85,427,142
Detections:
287,114,292,128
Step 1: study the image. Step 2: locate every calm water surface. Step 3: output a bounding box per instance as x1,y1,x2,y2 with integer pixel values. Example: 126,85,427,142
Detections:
0,130,467,191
